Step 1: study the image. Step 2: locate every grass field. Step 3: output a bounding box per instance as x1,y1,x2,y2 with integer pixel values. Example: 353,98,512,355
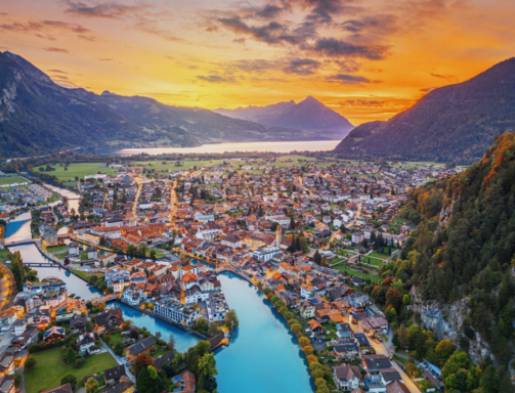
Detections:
363,251,389,267
105,331,124,349
0,175,28,185
47,245,68,259
132,159,224,172
25,347,116,393
268,155,316,168
35,163,117,182
70,269,103,282
389,161,445,169
332,259,381,283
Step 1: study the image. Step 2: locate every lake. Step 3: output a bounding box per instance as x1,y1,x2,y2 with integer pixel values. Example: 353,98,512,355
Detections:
118,139,340,156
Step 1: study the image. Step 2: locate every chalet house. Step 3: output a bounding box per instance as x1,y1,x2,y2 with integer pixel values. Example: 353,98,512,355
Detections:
0,376,16,393
69,315,88,332
361,316,389,336
0,354,15,378
127,336,156,362
104,365,126,385
300,302,315,319
380,369,402,385
333,338,360,360
77,332,96,355
154,351,174,370
362,355,392,374
386,380,410,393
94,309,123,333
43,326,65,343
171,370,196,393
333,363,361,391
99,380,134,393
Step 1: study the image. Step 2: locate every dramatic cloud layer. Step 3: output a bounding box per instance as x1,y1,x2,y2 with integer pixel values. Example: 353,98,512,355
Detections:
1,0,514,124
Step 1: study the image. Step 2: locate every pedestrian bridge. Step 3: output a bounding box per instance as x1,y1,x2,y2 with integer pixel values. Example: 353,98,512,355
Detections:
23,262,57,267
4,239,35,247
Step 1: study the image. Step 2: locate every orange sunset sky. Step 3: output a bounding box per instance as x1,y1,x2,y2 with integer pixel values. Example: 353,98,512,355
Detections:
1,0,514,125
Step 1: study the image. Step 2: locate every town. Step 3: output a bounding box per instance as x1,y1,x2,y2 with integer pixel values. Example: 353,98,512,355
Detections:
0,155,461,393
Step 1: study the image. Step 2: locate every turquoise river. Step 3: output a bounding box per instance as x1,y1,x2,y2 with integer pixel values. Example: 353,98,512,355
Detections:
6,219,313,393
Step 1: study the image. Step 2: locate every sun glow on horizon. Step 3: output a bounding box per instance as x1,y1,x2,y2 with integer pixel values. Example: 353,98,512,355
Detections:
1,0,514,125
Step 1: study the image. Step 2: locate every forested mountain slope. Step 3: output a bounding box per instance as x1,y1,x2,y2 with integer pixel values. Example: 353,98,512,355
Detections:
399,131,514,376
334,58,515,163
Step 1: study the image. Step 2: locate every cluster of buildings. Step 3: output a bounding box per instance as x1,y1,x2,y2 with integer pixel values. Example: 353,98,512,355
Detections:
105,259,230,328
0,179,54,215
1,156,457,392
0,276,88,393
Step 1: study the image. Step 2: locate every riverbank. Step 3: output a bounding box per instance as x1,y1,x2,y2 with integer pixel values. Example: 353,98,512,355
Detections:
115,299,208,340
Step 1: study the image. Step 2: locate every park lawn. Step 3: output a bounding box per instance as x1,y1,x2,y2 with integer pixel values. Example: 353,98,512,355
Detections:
0,175,28,185
388,161,444,169
70,269,103,282
132,159,224,172
270,155,316,168
25,347,116,393
337,249,358,257
362,256,384,268
368,251,389,260
333,261,381,284
35,162,116,182
47,245,68,258
105,331,124,349
151,248,167,259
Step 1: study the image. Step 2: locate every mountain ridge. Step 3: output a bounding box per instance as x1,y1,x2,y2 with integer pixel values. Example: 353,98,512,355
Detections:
0,51,348,157
334,57,515,163
217,96,353,140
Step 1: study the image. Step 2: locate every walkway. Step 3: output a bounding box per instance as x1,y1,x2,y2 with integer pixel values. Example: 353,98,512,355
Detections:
100,339,135,383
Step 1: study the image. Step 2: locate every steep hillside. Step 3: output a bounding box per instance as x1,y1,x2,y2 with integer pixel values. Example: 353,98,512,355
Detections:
217,96,353,140
401,132,515,365
335,58,515,163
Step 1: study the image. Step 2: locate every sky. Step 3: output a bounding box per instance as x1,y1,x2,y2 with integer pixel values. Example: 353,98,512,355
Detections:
1,0,514,125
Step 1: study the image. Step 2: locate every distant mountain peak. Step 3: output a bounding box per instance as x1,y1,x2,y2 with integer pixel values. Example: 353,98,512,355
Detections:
300,95,319,104
217,96,353,139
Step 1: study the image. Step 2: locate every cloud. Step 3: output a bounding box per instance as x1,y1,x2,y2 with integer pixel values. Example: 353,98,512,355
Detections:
218,16,301,45
0,19,95,40
213,0,391,67
335,59,360,72
197,73,235,83
284,58,320,75
430,72,456,81
232,59,278,72
44,47,70,53
48,68,68,74
342,14,397,35
328,73,372,84
254,4,285,19
313,38,387,59
136,22,182,42
64,0,142,19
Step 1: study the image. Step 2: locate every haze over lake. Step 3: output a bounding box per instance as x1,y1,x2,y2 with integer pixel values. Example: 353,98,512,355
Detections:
118,140,341,156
